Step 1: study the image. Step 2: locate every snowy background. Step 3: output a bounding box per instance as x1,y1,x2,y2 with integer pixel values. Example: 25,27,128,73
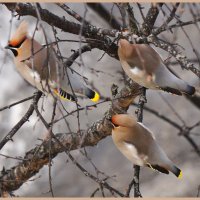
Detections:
0,3,199,197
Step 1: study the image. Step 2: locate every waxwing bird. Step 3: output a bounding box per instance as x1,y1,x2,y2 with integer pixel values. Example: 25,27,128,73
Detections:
111,114,182,178
5,21,100,102
118,39,195,96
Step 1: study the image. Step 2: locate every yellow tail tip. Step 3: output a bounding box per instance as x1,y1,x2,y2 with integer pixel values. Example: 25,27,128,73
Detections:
178,170,183,179
91,92,100,102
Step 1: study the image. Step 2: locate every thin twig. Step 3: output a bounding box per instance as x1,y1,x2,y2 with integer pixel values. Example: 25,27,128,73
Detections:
0,81,142,193
0,91,42,151
34,103,125,197
153,3,180,35
135,104,200,156
147,35,200,78
132,87,146,198
141,3,163,36
0,95,34,112
48,99,57,197
57,3,90,25
87,3,121,30
125,3,139,35
116,3,129,30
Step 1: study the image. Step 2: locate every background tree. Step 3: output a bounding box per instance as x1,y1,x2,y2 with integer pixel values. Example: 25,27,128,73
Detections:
0,2,200,197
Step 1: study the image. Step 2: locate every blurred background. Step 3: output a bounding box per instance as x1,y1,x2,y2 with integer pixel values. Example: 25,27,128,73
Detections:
0,3,200,197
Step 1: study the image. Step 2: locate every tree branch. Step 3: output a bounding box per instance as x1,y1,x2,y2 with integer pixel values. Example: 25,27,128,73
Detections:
0,80,142,193
0,95,34,112
125,3,139,35
141,3,163,36
153,3,180,35
3,3,119,59
139,104,200,156
87,3,121,30
0,91,42,151
56,3,90,25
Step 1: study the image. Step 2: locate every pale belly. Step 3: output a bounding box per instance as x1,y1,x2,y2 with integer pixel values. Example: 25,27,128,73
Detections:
128,68,158,89
121,61,159,89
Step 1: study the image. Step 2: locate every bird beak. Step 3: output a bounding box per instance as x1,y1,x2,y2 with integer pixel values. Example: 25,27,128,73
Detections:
4,45,11,49
5,45,15,51
4,45,18,57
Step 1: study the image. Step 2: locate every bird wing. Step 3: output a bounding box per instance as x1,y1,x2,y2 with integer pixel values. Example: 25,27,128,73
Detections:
123,123,168,165
137,122,156,139
146,163,169,174
126,44,161,75
23,58,79,101
22,57,57,87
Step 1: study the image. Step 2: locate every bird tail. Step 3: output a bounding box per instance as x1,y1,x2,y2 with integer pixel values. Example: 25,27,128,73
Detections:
146,164,169,174
155,64,196,96
54,88,76,102
159,87,182,96
172,81,195,96
171,165,183,179
183,85,196,96
54,87,100,103
84,87,100,102
146,163,182,179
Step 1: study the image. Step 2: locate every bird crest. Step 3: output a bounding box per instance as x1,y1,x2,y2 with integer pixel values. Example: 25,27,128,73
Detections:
9,20,28,47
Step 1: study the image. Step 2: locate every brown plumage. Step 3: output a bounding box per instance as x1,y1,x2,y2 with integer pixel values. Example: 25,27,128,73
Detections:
5,21,100,102
111,114,182,178
118,39,195,96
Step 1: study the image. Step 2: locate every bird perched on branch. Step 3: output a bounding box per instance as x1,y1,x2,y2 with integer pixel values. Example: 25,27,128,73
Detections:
118,39,195,96
111,114,182,178
5,21,100,102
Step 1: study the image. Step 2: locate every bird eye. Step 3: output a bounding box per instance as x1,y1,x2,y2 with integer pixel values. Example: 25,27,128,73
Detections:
11,49,18,57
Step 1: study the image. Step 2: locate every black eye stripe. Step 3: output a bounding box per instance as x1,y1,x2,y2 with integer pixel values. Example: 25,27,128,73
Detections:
11,49,18,57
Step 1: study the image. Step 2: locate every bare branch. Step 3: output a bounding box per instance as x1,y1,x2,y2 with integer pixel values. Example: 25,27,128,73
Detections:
3,3,119,58
141,3,163,36
132,87,146,198
0,80,142,193
56,3,90,25
0,91,42,151
153,3,180,35
154,16,200,35
125,3,139,35
64,45,93,68
138,104,200,156
1,3,199,197
116,3,129,30
147,35,200,78
0,95,34,112
87,3,121,30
